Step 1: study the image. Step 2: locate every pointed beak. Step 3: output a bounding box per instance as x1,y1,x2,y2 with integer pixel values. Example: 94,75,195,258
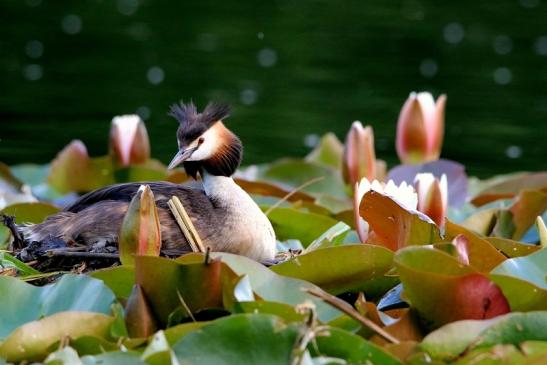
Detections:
167,147,197,170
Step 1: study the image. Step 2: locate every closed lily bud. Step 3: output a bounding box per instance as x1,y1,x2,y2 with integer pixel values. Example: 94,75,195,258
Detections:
48,140,91,193
396,92,446,164
343,121,376,186
414,173,448,227
109,115,150,166
119,185,162,266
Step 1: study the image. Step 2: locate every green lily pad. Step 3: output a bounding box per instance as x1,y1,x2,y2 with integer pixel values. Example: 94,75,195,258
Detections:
304,222,352,252
395,246,510,329
267,207,340,247
172,314,299,364
0,252,40,276
1,202,60,223
489,248,547,311
486,237,540,258
0,274,116,339
91,265,135,300
310,327,403,365
205,252,345,323
259,159,347,198
305,133,344,169
272,244,397,297
0,312,114,363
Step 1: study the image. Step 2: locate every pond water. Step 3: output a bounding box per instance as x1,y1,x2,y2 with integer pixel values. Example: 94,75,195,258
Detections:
1,0,546,177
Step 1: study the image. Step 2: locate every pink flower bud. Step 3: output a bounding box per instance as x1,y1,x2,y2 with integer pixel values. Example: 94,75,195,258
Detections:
109,115,150,166
396,92,446,164
414,173,448,227
343,121,376,186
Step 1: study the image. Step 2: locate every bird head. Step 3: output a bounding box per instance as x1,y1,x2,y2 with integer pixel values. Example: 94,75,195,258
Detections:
167,101,242,178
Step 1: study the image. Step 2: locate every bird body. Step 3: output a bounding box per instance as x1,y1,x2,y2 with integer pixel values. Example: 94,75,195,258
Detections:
10,101,277,262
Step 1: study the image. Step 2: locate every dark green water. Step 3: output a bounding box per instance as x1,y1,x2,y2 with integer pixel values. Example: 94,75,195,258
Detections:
1,0,546,177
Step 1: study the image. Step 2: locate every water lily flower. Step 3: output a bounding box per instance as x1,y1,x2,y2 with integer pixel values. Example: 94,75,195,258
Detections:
353,178,417,242
109,115,150,166
396,92,446,164
414,173,448,227
48,140,92,193
343,121,376,186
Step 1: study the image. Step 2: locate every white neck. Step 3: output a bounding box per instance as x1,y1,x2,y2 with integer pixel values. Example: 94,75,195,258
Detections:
201,172,276,261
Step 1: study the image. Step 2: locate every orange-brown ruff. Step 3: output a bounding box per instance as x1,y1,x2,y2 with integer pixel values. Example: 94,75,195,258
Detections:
11,101,277,262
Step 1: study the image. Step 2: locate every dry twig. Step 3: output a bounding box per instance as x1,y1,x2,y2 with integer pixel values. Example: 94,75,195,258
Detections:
168,196,205,253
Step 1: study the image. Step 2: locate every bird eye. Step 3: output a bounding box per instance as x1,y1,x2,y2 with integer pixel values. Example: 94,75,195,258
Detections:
198,137,205,145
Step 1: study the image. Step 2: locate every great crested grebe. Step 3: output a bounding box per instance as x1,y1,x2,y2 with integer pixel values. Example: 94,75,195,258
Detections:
9,101,277,262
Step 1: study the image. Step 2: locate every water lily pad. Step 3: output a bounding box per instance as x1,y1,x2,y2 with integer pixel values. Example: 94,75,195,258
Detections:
489,248,547,311
1,202,60,223
395,246,509,329
172,314,299,364
0,274,116,339
359,191,441,251
310,327,403,365
259,159,347,198
445,220,506,272
267,207,340,247
205,252,345,323
0,312,114,363
305,133,344,169
471,172,547,206
271,244,396,297
235,178,315,202
486,237,540,258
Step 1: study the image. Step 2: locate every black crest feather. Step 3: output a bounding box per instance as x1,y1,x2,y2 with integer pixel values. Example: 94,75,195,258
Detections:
169,101,230,129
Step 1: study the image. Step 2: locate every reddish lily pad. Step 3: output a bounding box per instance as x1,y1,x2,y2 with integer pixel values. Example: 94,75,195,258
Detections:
471,172,547,206
359,191,441,251
395,246,510,329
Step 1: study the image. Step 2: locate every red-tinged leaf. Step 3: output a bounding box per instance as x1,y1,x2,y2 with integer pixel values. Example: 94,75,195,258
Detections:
359,191,441,251
444,220,506,272
509,190,547,240
135,255,236,325
125,284,158,338
395,246,510,329
119,185,161,266
453,274,510,319
234,178,314,202
471,172,547,206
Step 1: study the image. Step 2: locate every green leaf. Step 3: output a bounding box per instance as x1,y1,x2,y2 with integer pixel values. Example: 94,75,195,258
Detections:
91,265,135,300
305,133,344,169
272,244,397,297
1,202,60,223
259,159,347,198
419,315,511,360
135,255,237,325
509,190,547,240
0,252,40,276
395,246,510,329
485,237,540,258
267,207,340,247
489,248,547,311
206,252,345,323
474,311,547,348
491,248,547,290
305,222,352,252
471,172,547,206
0,274,116,339
0,312,114,363
310,327,403,365
445,220,507,272
81,351,147,365
172,314,299,364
